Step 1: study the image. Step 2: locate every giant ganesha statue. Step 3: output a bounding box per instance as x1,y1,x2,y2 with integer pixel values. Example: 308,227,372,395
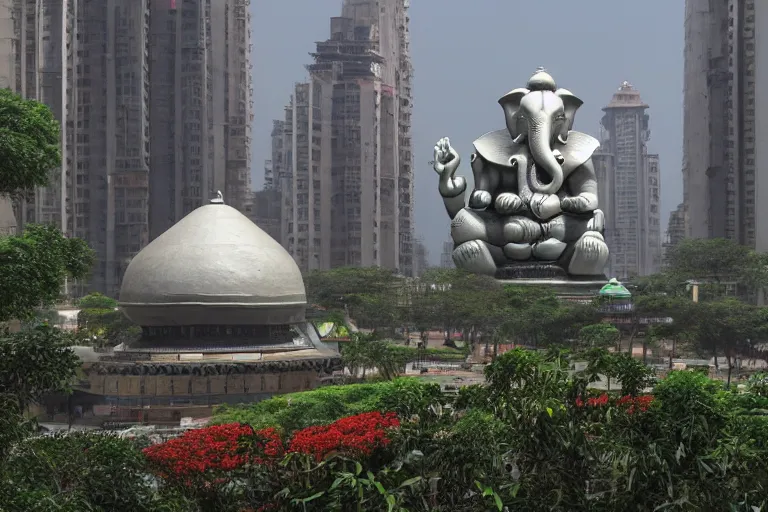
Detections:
434,68,609,281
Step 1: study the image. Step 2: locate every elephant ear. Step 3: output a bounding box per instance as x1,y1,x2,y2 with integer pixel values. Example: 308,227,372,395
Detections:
498,88,529,143
555,88,583,143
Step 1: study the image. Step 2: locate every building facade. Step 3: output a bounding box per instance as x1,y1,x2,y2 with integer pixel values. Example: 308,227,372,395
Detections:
598,82,662,279
412,238,428,277
439,240,454,269
663,203,686,267
148,0,252,240
274,0,414,275
4,0,252,296
683,0,768,250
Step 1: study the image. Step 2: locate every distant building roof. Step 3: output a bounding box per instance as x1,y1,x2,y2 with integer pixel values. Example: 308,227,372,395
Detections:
603,81,649,110
599,278,632,298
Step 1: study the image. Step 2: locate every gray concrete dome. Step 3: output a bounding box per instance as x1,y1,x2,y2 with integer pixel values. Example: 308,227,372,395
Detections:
119,196,306,326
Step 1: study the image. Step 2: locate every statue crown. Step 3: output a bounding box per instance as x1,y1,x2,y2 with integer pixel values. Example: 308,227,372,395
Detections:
527,67,556,92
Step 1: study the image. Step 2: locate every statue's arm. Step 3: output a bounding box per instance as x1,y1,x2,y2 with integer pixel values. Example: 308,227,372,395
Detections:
560,159,598,213
434,138,467,219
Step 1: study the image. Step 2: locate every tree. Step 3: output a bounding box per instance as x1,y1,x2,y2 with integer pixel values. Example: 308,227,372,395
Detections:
611,353,654,396
665,237,768,298
75,292,139,347
0,89,61,196
0,324,79,412
578,323,620,350
682,298,763,386
303,267,404,329
0,224,94,322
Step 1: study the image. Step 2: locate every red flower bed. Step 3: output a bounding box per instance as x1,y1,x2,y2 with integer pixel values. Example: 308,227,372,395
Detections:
575,393,609,408
574,393,654,414
143,423,280,478
288,411,400,461
616,394,654,414
143,412,401,480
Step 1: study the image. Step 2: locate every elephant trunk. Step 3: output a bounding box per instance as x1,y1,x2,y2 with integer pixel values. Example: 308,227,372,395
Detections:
527,121,564,194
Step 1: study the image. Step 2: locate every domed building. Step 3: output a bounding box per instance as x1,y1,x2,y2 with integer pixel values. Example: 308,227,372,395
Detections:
67,194,342,426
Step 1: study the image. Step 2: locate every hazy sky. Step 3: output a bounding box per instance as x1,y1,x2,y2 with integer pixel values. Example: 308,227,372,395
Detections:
251,0,684,263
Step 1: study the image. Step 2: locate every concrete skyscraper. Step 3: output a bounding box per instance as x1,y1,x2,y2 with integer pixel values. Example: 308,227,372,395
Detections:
683,0,768,251
3,0,253,296
4,0,150,296
273,0,414,275
598,82,662,278
148,0,252,240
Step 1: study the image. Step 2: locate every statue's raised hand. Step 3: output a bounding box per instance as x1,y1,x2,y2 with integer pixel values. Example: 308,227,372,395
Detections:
433,137,466,198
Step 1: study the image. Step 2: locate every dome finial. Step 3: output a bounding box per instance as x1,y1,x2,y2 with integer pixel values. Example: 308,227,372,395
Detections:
211,190,224,204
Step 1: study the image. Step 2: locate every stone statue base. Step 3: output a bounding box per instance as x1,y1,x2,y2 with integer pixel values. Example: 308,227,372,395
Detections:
494,262,568,280
495,266,607,298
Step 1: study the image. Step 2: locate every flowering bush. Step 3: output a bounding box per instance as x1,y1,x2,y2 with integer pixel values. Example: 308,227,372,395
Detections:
575,393,610,408
288,411,400,461
615,394,654,413
143,423,258,478
574,393,653,414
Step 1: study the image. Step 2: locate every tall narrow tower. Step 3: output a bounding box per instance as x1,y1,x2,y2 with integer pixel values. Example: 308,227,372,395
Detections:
599,82,661,278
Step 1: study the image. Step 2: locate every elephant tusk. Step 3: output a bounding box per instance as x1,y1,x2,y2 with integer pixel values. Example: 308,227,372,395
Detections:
513,133,527,144
557,134,568,145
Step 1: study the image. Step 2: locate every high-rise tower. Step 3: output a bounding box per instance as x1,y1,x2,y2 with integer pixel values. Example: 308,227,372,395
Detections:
682,0,768,250
148,0,252,240
275,0,414,275
599,82,662,278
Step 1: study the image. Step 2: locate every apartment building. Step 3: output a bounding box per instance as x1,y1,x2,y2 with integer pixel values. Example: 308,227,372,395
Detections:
439,240,454,269
244,160,282,245
274,0,414,275
148,0,252,240
598,82,662,278
663,203,686,268
412,239,428,277
4,0,252,296
683,0,768,250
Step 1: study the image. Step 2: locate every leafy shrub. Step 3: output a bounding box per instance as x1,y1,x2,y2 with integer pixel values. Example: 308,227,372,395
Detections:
213,378,441,432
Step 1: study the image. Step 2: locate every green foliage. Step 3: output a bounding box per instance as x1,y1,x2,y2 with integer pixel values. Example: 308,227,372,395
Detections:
0,432,180,512
578,323,620,349
77,306,139,347
611,353,654,396
304,267,403,329
0,395,35,459
0,224,94,321
213,378,442,432
341,340,411,380
0,89,61,195
0,324,80,411
77,292,117,309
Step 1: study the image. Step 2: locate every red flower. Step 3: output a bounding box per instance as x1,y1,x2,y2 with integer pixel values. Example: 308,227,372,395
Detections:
576,393,609,408
616,394,654,414
288,411,400,461
143,423,284,480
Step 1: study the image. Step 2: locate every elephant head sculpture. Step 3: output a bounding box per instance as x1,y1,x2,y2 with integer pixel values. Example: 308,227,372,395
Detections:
498,69,583,195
